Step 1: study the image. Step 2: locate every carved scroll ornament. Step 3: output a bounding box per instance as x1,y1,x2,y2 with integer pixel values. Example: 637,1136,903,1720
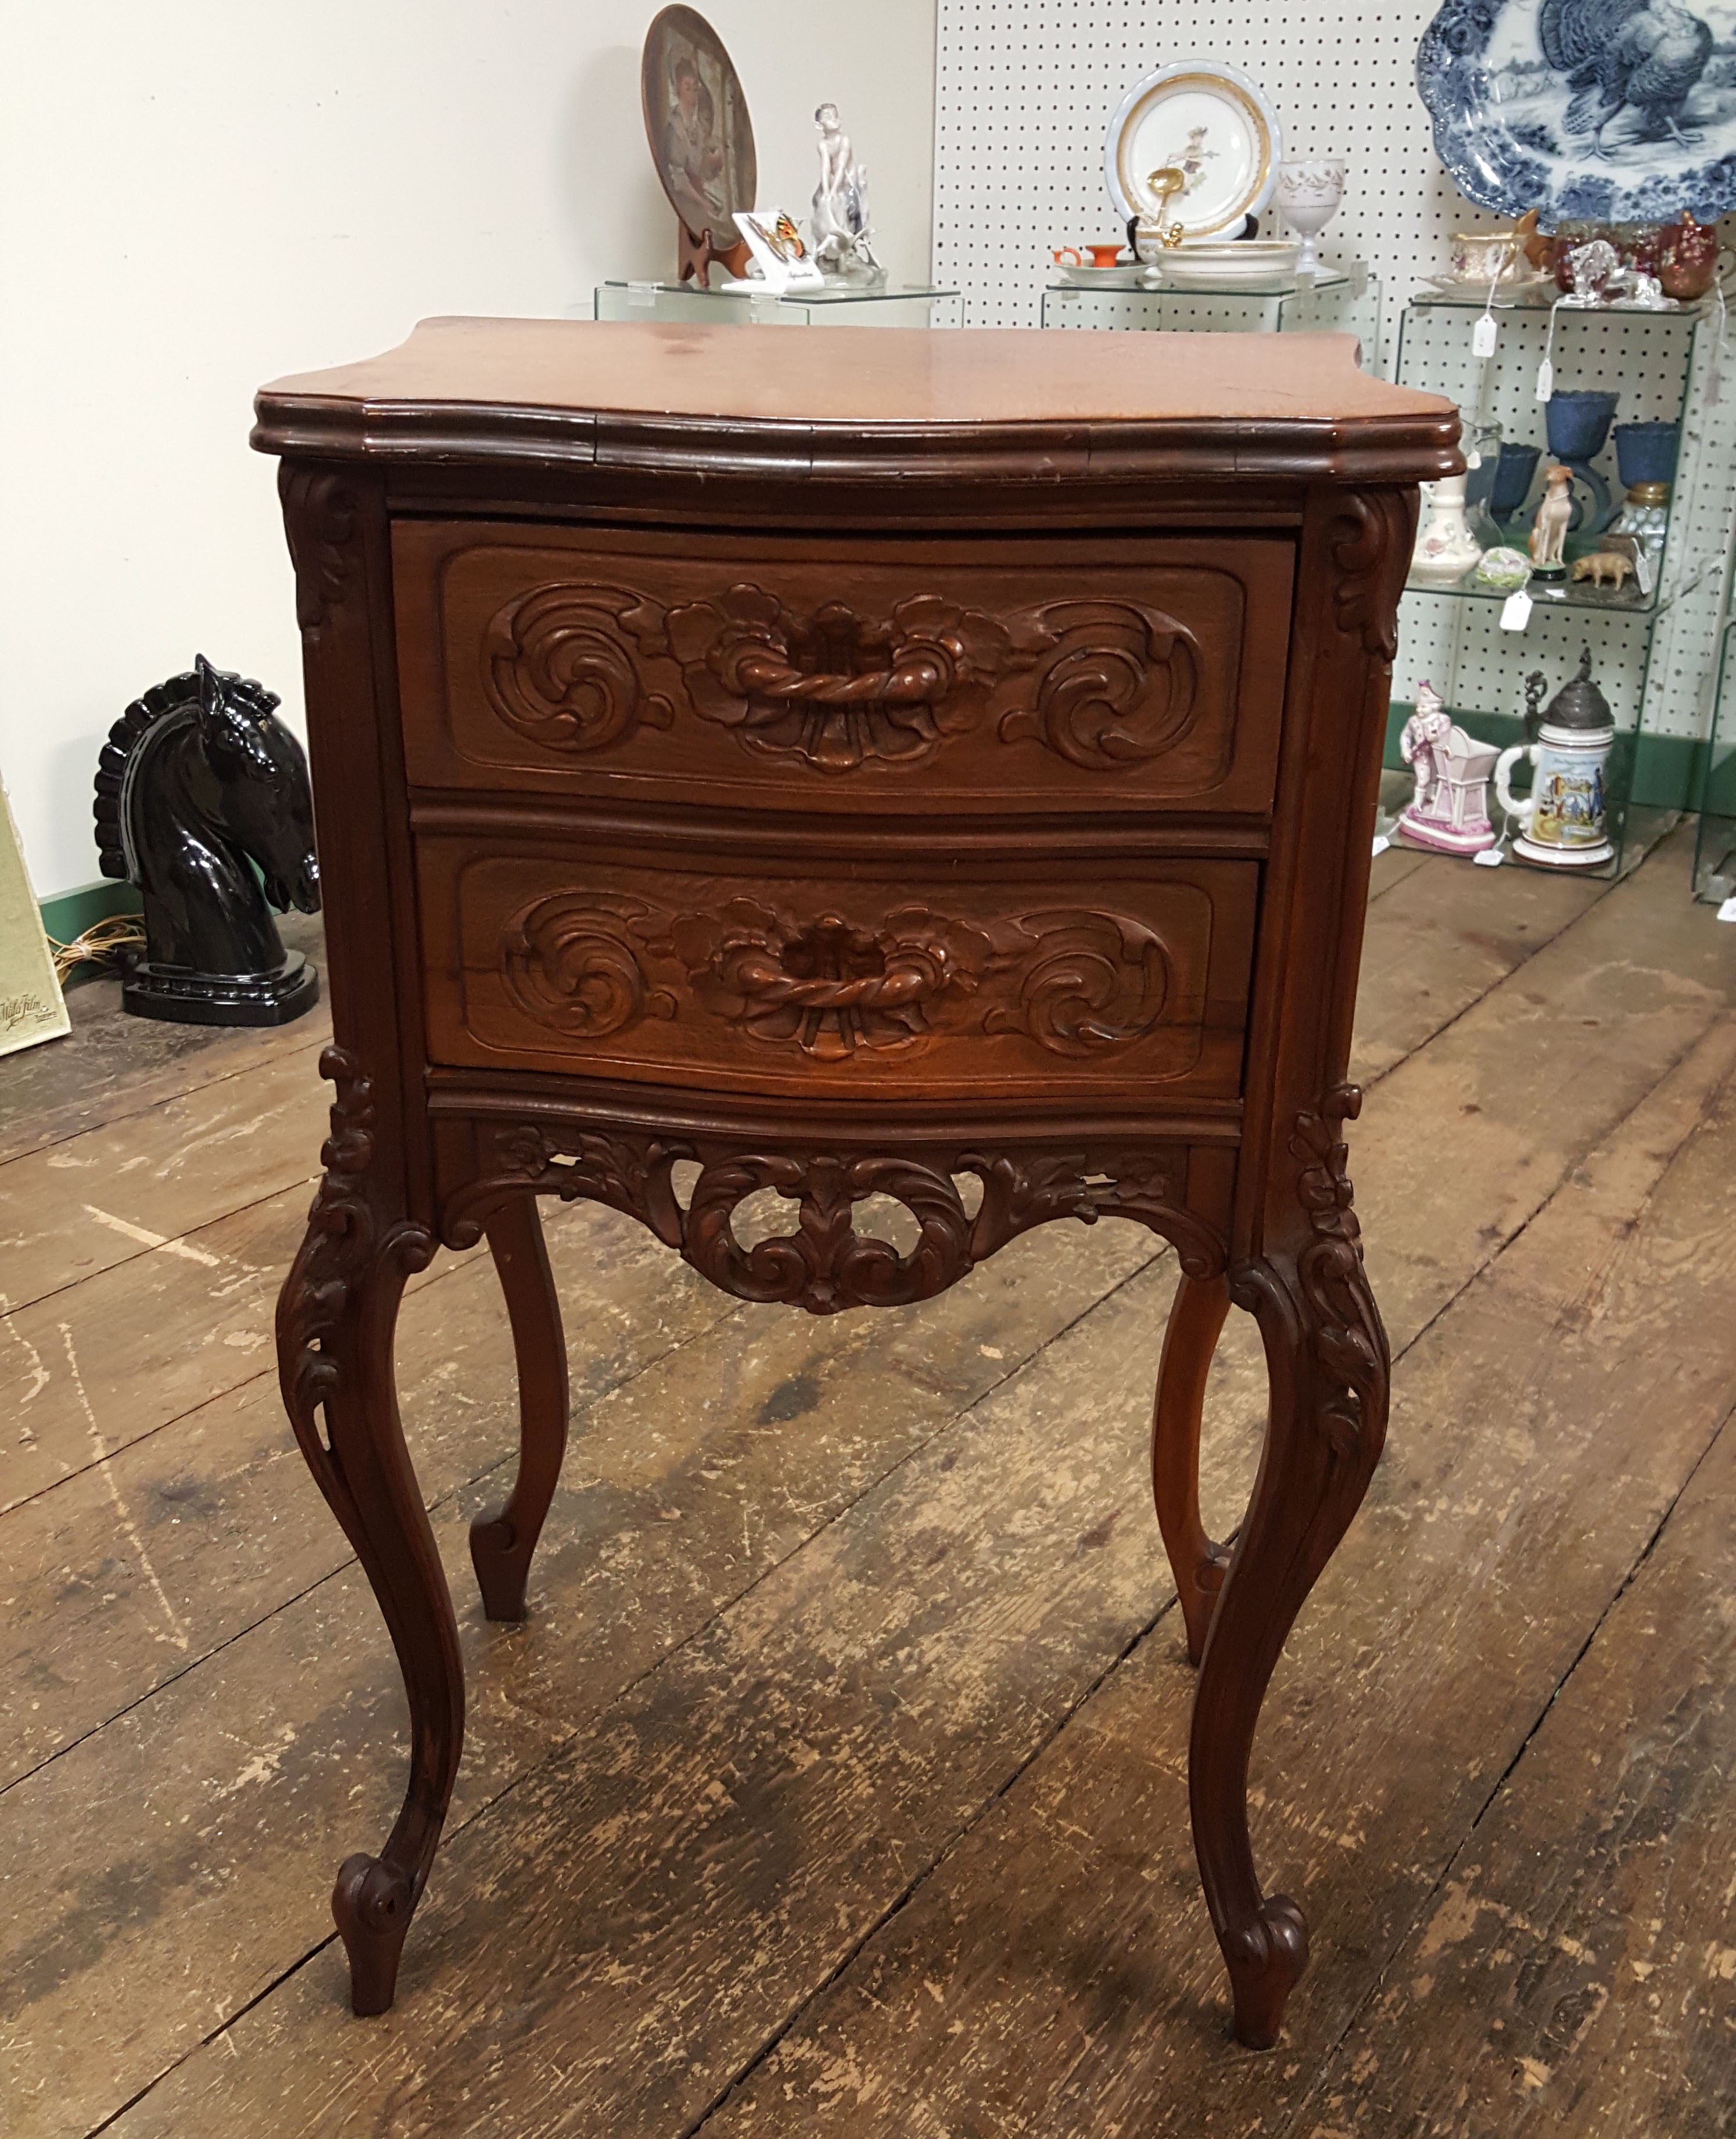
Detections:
1289,1083,1390,1470
498,889,1173,1063
446,1125,1223,1311
277,1048,435,1523
479,578,1206,775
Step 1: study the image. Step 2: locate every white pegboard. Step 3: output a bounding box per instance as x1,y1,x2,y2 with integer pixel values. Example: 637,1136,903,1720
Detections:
933,0,1736,758
934,0,1514,350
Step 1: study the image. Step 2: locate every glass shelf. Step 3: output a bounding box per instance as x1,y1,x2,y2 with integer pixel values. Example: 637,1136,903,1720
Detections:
1408,285,1714,318
1040,265,1381,371
587,282,962,329
1402,553,1713,620
1392,292,1733,884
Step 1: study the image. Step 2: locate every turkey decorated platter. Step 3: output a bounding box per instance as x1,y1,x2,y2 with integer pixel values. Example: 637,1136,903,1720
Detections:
1418,0,1736,224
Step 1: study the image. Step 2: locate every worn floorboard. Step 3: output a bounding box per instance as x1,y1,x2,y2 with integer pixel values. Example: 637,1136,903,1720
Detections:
0,837,1730,2138
1294,1415,1736,2139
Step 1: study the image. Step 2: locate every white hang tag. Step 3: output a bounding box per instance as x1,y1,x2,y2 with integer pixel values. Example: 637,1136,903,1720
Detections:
1718,895,1736,923
1536,357,1554,401
1500,591,1533,631
1473,846,1505,867
1473,313,1498,358
1634,548,1655,596
1371,833,1391,858
627,279,659,308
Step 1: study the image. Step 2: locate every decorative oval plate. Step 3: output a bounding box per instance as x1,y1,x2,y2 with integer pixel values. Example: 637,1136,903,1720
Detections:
1419,0,1736,225
1104,60,1281,239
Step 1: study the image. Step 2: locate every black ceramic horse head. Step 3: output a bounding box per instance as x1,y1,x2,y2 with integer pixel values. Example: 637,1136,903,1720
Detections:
94,655,322,1024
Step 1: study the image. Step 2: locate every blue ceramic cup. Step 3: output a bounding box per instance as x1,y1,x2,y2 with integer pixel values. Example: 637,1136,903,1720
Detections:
1490,442,1540,521
1614,420,1679,489
1545,390,1619,461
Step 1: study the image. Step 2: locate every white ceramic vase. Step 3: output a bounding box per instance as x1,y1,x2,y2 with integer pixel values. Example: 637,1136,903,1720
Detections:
1275,160,1345,277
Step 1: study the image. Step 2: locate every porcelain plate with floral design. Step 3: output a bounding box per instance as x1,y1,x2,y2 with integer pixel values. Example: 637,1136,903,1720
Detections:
1419,0,1736,224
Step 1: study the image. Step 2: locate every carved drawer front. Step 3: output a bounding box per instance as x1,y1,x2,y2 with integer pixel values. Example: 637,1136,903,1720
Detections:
415,834,1257,1103
394,522,1293,816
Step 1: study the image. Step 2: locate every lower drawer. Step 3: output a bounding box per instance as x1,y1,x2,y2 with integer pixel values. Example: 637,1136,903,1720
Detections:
415,834,1256,1104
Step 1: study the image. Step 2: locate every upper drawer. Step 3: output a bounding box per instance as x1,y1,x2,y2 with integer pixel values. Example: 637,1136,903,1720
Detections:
393,522,1293,817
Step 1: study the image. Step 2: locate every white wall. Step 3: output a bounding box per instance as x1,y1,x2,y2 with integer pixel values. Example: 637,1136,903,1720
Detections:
0,1,936,901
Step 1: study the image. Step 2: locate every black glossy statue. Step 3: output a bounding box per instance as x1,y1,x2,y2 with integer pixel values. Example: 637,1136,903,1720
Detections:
94,655,322,1025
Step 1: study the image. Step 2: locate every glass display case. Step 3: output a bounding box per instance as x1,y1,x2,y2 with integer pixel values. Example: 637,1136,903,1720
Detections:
589,282,962,329
1040,264,1380,371
1390,288,1736,880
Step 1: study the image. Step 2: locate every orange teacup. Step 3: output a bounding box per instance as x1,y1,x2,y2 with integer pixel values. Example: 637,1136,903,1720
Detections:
1052,242,1124,268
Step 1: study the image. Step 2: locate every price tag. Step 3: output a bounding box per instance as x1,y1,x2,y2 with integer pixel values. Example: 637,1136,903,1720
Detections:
1472,313,1498,358
1371,834,1391,858
1718,895,1736,923
1634,548,1656,597
749,294,782,323
627,279,658,309
1473,847,1505,867
1500,590,1533,631
1535,357,1554,401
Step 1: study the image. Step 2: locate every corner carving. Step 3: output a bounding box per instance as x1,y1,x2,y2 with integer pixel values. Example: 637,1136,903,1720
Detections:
444,1129,1224,1309
1289,1083,1389,1469
1328,493,1412,666
277,1047,434,1520
280,468,360,640
499,890,1173,1063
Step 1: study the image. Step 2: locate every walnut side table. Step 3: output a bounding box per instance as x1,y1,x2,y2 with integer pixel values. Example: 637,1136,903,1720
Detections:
256,318,1455,2050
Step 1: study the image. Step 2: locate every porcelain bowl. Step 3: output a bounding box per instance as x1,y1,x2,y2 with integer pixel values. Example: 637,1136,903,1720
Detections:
1153,241,1302,288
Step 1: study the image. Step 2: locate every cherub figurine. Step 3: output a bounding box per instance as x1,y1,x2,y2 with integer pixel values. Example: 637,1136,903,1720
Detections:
1530,464,1573,576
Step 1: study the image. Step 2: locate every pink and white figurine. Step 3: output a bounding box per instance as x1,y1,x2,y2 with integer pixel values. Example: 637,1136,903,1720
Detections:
1396,683,1500,856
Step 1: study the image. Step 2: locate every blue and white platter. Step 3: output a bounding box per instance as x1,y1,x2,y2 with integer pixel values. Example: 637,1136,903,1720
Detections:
1418,0,1736,224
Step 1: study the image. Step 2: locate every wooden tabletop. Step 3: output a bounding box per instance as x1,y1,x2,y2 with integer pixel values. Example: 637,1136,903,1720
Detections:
253,315,1459,486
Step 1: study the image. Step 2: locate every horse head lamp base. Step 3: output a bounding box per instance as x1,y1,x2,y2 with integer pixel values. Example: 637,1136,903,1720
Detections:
94,654,322,1026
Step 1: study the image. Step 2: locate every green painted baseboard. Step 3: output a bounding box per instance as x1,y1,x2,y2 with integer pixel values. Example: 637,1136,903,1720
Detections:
1385,704,1702,813
38,878,143,948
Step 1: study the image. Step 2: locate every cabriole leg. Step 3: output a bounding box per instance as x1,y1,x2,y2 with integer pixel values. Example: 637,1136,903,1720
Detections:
470,1195,570,1621
277,1053,462,2017
1189,1144,1389,2047
1151,1270,1234,1665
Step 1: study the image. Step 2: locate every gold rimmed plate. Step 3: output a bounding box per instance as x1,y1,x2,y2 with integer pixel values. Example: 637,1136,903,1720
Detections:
1105,59,1281,242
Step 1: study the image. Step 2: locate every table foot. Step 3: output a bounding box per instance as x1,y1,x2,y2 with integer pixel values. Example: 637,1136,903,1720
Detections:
1151,1271,1235,1664
470,1198,570,1622
333,1851,421,2016
1222,1894,1311,2048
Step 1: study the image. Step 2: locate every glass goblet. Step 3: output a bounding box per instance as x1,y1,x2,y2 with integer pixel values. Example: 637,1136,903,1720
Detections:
1276,160,1346,278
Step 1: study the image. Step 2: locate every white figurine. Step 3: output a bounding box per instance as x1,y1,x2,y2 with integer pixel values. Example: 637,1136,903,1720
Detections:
1397,682,1500,856
811,103,883,280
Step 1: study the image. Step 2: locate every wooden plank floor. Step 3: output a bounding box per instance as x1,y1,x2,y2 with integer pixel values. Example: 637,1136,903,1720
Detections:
2,836,1731,2138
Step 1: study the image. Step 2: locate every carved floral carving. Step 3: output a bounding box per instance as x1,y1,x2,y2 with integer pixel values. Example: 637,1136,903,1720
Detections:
478,574,1207,776
443,1126,1224,1309
1328,493,1412,665
671,900,995,1061
483,582,673,753
499,888,1174,1062
663,585,1023,771
277,1047,435,1517
1290,1083,1390,1467
281,469,359,638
